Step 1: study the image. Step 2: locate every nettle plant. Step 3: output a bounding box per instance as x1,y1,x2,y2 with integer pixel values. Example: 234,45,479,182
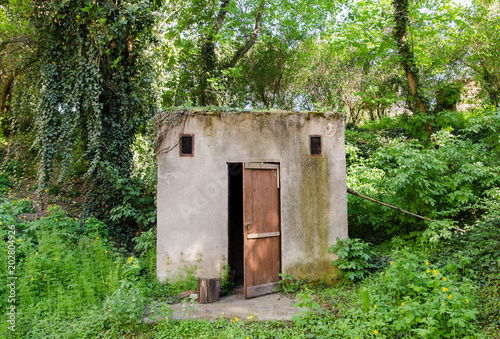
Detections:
329,237,377,282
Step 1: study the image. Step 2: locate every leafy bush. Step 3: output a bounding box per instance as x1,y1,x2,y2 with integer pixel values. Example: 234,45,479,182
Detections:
329,237,377,282
0,201,152,337
347,108,500,240
103,280,146,330
294,250,479,338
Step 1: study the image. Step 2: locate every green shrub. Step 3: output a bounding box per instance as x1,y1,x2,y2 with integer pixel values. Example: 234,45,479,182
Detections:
294,250,480,338
103,280,146,330
368,252,479,337
329,237,377,282
347,112,500,240
0,201,144,337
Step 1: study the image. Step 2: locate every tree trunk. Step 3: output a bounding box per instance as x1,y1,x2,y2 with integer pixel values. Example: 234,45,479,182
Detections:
0,69,20,114
198,0,266,106
226,0,266,69
199,38,218,106
392,0,432,137
482,67,500,108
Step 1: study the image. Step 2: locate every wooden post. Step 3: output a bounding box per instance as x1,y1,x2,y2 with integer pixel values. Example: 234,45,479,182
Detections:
198,277,221,304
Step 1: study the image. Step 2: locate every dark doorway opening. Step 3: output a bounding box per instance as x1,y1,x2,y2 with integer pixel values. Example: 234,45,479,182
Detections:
228,163,244,292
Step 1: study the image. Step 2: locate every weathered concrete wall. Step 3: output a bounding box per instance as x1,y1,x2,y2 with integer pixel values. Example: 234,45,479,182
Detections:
157,111,348,283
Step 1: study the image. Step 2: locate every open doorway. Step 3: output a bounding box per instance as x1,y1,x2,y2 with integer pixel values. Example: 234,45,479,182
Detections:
228,163,244,292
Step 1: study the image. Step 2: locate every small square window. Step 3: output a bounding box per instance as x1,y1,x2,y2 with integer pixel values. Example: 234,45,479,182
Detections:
180,134,194,157
310,135,322,156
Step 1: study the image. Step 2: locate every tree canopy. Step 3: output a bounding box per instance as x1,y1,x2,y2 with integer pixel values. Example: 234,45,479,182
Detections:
0,0,498,219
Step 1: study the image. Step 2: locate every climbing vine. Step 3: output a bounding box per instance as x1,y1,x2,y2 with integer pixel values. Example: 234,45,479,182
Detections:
28,0,157,221
391,0,432,137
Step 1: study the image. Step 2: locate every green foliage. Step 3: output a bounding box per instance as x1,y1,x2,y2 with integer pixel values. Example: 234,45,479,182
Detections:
0,174,14,193
103,280,146,330
0,194,488,337
220,261,234,293
329,237,377,282
347,108,500,241
431,216,500,281
4,0,158,230
0,199,163,337
291,250,479,338
278,273,310,294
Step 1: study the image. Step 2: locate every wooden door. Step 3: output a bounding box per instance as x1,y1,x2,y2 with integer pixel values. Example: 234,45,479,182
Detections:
243,163,281,299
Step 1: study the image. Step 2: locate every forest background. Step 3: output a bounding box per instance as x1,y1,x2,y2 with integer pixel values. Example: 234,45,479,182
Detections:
0,0,499,337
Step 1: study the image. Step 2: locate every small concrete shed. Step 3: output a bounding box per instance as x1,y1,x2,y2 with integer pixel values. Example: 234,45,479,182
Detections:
157,111,348,298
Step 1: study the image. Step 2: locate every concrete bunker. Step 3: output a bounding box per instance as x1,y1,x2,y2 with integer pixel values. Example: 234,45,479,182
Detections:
157,111,348,298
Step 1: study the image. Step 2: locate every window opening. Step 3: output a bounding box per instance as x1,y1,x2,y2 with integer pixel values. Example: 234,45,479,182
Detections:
180,134,194,157
310,135,322,156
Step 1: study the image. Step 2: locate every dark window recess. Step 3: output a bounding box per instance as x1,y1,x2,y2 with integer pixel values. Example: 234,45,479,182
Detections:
180,135,194,156
310,136,322,156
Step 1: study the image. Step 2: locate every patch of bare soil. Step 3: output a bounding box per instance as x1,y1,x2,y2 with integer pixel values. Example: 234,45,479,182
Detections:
6,176,85,220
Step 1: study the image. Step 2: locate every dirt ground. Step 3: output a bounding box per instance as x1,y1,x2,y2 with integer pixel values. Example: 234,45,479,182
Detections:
147,293,302,322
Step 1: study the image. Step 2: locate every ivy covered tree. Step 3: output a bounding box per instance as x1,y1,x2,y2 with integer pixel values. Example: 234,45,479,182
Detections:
4,0,158,237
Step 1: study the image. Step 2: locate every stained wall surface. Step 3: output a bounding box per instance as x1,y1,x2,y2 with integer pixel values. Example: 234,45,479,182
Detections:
157,111,348,282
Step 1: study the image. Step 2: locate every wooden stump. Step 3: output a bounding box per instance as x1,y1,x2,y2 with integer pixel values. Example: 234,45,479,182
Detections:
198,277,221,304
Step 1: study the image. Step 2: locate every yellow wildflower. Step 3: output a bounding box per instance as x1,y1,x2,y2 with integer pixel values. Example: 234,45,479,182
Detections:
374,305,377,308
466,299,469,303
442,278,446,281
433,269,438,276
390,261,393,265
401,302,404,306
96,237,99,240
373,330,379,334
448,295,452,300
31,277,34,280
55,258,59,261
426,269,430,273
35,252,38,255
426,262,429,265
443,287,448,292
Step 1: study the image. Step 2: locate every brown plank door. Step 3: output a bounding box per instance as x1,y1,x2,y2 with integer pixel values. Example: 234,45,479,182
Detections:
243,163,281,299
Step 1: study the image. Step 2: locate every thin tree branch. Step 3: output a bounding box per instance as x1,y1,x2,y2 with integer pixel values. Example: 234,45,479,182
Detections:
347,187,434,221
227,0,266,68
214,0,231,34
347,188,467,232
